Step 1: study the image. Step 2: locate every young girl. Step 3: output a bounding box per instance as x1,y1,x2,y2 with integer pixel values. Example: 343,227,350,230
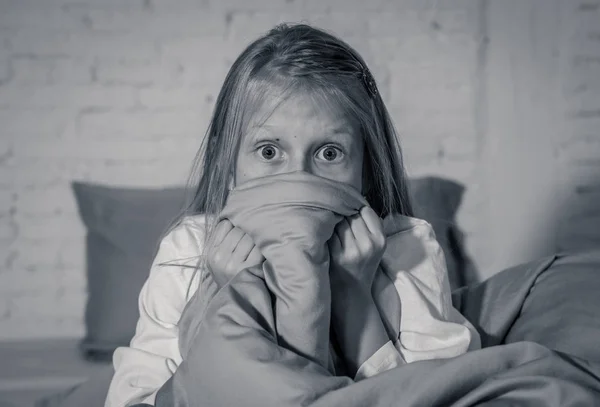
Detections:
105,23,479,407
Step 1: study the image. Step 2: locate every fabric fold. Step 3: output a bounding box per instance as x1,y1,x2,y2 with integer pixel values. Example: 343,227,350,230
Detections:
163,172,490,406
218,172,368,370
178,172,371,372
155,249,600,407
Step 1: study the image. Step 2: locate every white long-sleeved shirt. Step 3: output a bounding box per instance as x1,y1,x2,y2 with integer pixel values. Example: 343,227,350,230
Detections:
105,214,480,407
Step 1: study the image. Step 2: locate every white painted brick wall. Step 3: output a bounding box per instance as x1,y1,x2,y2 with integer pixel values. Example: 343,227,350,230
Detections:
0,0,488,340
556,1,600,251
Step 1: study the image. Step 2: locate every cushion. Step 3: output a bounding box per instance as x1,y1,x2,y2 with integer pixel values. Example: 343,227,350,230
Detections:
71,176,471,361
504,250,600,363
72,182,187,360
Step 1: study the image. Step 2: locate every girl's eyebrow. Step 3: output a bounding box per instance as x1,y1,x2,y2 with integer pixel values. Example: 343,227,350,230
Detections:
324,125,357,141
329,127,355,136
245,128,281,147
247,124,280,141
248,124,356,142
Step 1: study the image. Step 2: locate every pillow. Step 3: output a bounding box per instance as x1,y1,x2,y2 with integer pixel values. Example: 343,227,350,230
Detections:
504,250,600,363
72,177,471,361
72,182,187,360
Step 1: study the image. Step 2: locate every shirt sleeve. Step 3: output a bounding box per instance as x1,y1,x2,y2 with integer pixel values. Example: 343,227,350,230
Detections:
354,217,481,381
384,219,480,364
104,217,206,407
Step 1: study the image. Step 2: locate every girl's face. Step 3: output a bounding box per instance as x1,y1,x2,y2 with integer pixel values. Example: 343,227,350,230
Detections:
235,93,364,192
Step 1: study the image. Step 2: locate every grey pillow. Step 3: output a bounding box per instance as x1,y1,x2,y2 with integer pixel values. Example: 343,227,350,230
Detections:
504,250,600,363
72,182,187,360
72,177,471,361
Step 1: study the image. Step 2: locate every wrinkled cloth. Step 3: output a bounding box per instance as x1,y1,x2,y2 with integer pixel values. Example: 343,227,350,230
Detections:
63,251,600,407
157,171,486,406
177,172,476,371
154,243,600,406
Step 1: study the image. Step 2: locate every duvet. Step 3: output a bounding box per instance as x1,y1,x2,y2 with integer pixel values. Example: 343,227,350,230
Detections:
150,173,600,407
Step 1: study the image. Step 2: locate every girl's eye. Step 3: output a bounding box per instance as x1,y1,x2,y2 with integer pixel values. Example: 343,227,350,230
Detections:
258,144,279,160
317,146,343,162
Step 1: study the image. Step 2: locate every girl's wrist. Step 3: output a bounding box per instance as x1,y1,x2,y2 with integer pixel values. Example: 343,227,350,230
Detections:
331,288,388,376
330,265,373,300
331,283,369,317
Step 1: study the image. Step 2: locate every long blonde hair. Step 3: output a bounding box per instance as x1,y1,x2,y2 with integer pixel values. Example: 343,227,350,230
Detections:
161,23,413,297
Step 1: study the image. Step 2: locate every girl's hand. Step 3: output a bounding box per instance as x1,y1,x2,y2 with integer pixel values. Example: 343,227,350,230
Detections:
328,206,389,375
206,219,265,288
328,206,386,294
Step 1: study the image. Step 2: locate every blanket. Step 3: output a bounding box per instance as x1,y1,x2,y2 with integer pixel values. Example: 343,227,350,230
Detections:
151,173,600,407
177,171,475,375
42,256,600,407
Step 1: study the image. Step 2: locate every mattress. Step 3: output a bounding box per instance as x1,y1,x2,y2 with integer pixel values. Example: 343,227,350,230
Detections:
0,338,110,407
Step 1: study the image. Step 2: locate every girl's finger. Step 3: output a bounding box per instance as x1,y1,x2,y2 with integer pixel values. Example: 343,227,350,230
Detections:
210,219,234,248
219,226,245,254
242,246,265,279
347,214,372,252
337,218,357,250
360,206,384,236
244,245,265,267
232,233,255,263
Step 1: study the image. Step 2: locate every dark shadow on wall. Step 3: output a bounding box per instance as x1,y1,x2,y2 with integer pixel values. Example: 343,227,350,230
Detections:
554,167,600,257
409,176,480,291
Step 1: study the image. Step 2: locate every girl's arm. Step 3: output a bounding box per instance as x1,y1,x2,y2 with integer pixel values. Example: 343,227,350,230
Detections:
105,217,206,407
331,280,399,378
328,207,405,380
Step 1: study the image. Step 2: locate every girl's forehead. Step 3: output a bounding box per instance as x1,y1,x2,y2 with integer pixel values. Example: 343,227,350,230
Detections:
249,91,353,130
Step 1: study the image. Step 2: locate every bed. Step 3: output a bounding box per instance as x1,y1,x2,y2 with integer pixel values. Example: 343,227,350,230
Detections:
0,339,110,407
2,177,598,406
7,249,600,407
152,250,600,406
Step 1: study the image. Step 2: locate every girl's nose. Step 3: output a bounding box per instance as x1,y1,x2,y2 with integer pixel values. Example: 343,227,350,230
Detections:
288,154,312,174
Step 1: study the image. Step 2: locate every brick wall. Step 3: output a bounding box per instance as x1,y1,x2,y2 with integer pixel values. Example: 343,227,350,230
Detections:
2,0,597,341
481,0,600,276
556,1,600,252
0,0,485,340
